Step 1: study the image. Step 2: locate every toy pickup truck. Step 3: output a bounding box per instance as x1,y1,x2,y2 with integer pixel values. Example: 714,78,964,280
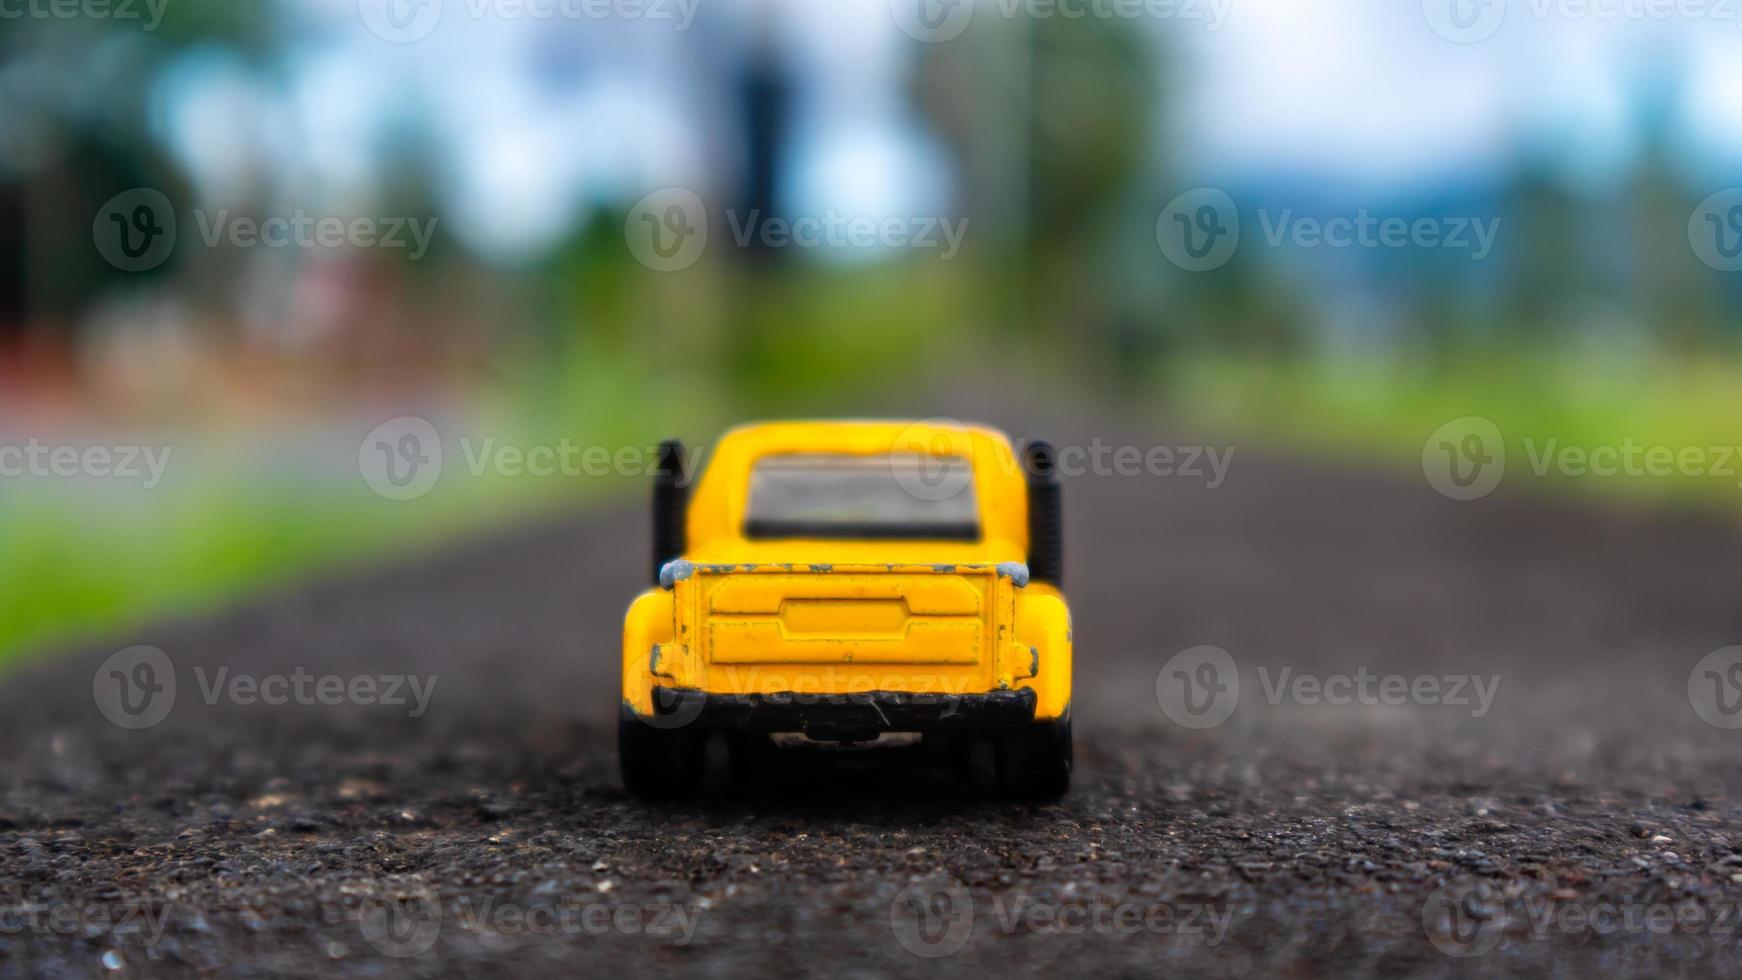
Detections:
619,420,1072,798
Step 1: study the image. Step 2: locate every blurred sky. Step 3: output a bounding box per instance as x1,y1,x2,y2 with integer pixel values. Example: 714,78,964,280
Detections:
141,0,1742,264
1177,0,1742,191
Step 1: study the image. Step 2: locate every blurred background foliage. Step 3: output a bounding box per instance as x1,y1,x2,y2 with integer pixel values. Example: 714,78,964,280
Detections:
4,0,1742,663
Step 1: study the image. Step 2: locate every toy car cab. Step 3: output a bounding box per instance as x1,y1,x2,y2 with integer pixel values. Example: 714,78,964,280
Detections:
620,420,1072,797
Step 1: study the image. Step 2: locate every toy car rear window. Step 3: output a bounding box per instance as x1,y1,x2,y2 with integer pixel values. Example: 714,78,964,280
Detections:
744,453,981,540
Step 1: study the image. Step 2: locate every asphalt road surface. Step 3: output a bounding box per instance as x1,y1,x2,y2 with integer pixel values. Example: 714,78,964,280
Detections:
6,409,1742,978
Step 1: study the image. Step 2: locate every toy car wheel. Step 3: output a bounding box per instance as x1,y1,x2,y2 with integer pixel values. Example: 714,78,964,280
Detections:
619,715,704,799
995,717,1072,799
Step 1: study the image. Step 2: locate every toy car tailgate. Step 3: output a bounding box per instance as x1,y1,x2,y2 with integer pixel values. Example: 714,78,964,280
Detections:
663,562,1029,692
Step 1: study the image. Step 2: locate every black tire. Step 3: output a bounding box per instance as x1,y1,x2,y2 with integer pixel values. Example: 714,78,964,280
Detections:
1023,440,1063,588
996,717,1072,799
619,714,703,799
651,439,688,585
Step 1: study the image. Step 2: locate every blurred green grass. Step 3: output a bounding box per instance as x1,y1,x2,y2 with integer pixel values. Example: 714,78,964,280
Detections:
0,486,426,662
1168,348,1742,510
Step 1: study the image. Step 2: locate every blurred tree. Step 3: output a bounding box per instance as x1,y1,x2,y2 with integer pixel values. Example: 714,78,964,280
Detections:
1628,67,1724,354
1496,159,1601,345
910,15,1155,368
0,2,271,348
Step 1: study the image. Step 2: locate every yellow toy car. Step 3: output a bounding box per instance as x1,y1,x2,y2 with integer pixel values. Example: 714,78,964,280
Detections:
620,420,1073,798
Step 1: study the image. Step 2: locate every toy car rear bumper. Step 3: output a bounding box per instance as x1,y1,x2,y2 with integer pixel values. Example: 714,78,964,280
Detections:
631,686,1038,740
